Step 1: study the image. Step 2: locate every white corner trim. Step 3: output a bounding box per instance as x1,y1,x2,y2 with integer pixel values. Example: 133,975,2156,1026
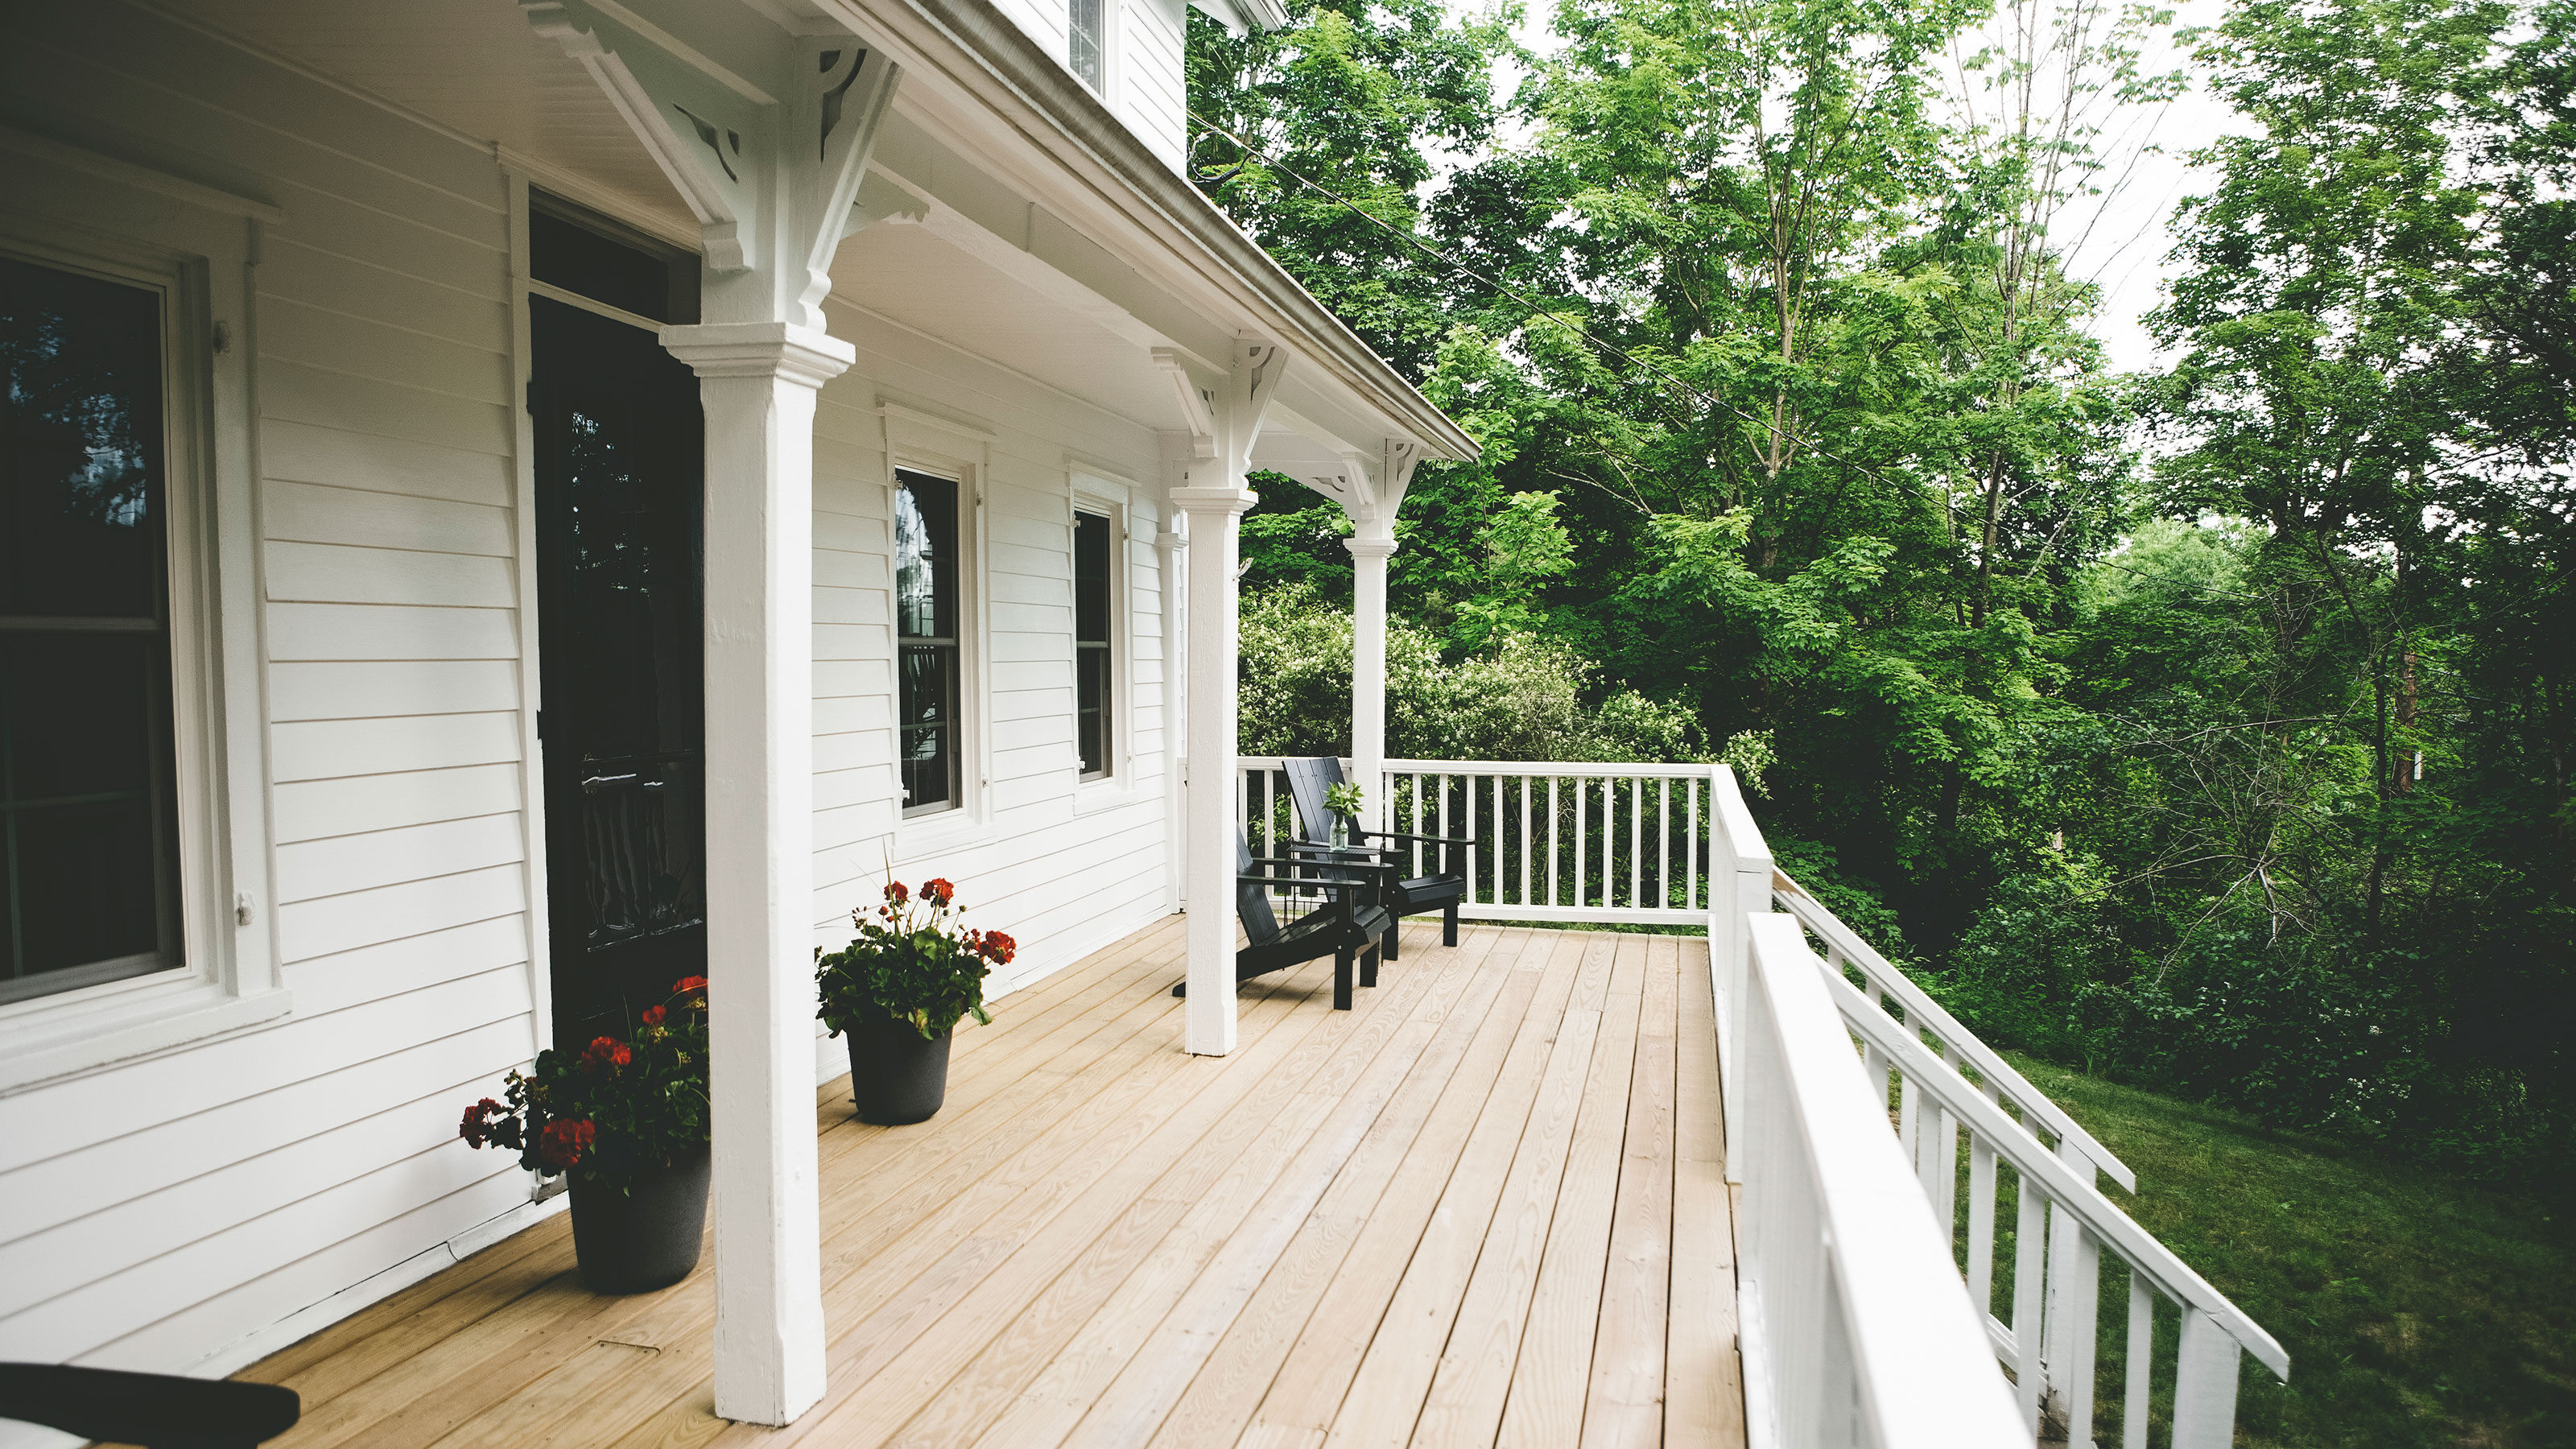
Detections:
0,126,287,224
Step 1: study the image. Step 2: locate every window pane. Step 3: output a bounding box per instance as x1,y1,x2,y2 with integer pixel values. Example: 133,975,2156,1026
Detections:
1077,649,1104,777
1068,0,1103,89
900,644,957,810
1,255,165,619
895,472,956,641
1074,510,1109,645
1,252,180,997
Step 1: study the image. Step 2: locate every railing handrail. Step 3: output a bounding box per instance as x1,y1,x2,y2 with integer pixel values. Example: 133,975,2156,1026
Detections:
1770,869,2138,1193
1382,756,1719,778
1742,912,2030,1446
1818,953,2292,1380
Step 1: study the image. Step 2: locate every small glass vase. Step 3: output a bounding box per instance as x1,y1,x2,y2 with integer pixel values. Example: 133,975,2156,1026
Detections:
1331,815,1353,848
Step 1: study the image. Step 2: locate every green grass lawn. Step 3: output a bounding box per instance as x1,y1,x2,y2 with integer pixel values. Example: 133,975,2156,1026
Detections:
2003,1054,2576,1447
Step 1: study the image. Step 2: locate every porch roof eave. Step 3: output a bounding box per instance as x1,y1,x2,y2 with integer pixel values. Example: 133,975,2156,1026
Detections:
811,0,1482,468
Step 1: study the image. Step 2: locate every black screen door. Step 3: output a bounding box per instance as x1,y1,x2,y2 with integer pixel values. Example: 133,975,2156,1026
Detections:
530,295,705,1049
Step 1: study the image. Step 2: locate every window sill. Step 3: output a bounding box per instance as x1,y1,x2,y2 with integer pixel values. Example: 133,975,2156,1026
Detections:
0,975,294,1096
896,805,989,859
1071,776,1149,818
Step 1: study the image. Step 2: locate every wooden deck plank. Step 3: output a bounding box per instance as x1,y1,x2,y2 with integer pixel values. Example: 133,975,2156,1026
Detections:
1048,927,1514,1449
1298,930,1594,1449
233,924,1742,1449
1233,932,1566,1449
1492,934,1649,1448
1141,928,1544,1449
1583,934,1682,1448
1405,934,1622,1449
1666,938,1744,1448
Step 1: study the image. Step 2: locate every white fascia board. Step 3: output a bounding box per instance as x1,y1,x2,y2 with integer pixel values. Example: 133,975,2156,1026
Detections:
1184,0,1288,36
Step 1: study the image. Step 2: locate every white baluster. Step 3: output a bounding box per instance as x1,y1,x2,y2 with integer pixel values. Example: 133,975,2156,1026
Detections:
2124,1269,2154,1449
2172,1310,2244,1449
2014,1175,2048,1432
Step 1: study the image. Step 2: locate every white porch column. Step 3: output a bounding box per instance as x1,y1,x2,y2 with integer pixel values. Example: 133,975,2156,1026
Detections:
1344,534,1396,834
662,323,852,1426
1170,340,1288,1055
1171,481,1254,1055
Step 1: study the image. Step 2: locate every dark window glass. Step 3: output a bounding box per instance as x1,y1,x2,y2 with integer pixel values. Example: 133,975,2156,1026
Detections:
1068,0,1104,91
0,254,182,1004
1074,510,1112,779
529,196,698,324
897,472,962,815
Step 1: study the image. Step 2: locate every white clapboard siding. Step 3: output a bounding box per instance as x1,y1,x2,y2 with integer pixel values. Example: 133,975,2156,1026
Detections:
273,762,523,843
268,659,521,722
262,480,515,556
0,3,544,1395
1120,0,1189,167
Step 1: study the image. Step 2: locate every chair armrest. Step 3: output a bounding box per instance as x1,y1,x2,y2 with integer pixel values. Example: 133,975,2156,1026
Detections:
1357,828,1476,848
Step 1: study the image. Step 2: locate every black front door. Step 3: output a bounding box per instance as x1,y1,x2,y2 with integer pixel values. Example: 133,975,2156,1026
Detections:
530,295,706,1050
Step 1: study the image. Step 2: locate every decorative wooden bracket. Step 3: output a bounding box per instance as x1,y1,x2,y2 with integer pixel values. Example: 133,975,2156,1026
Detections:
522,0,900,317
1151,348,1218,460
522,0,757,269
1221,337,1287,478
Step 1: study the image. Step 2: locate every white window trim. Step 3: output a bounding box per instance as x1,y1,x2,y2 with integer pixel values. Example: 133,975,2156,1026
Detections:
1071,469,1138,809
1067,0,1118,101
882,403,994,850
0,171,287,1096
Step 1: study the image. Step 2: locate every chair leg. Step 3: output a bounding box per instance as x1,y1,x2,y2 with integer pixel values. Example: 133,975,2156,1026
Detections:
1385,919,1401,961
1333,946,1353,1011
1360,939,1378,989
1170,980,1186,997
1443,902,1459,947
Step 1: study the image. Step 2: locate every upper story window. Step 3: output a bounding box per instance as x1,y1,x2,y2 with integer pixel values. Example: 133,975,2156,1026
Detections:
1074,510,1113,780
1068,0,1105,92
0,253,184,1006
897,469,964,816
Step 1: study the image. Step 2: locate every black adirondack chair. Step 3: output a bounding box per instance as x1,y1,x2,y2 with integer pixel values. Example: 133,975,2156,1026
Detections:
0,1362,300,1448
1171,832,1389,1010
1281,757,1472,959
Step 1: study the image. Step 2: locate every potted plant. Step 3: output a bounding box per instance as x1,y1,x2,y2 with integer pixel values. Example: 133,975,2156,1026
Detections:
457,976,711,1294
1324,781,1366,848
815,877,1015,1125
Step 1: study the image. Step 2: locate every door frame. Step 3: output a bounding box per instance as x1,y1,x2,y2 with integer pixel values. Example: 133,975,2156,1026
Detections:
500,168,701,1058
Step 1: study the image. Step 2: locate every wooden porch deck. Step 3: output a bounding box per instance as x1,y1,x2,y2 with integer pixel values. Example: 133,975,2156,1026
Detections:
236,919,1745,1448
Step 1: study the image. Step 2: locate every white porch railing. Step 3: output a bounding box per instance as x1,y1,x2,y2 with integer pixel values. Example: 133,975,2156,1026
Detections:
1237,758,1724,925
1233,754,2287,1447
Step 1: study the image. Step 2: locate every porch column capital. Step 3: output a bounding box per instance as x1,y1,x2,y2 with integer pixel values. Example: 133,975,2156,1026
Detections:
1343,536,1398,560
659,321,855,386
1168,485,1260,515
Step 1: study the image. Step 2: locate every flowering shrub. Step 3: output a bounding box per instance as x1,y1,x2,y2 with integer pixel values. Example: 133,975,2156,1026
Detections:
457,976,710,1193
817,878,1014,1042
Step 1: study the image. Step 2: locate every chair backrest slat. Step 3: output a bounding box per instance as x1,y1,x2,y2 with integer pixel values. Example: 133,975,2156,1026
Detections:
1282,756,1340,845
1235,830,1281,946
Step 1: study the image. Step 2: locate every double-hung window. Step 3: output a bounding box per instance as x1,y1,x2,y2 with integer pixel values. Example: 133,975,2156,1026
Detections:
1073,510,1113,781
897,470,964,815
1,253,184,1005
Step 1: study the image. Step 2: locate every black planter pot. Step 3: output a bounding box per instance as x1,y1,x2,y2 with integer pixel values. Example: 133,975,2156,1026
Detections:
846,1002,955,1125
568,1147,709,1294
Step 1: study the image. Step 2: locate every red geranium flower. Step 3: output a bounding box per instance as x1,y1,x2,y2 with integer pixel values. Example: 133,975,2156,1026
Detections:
640,1005,667,1028
539,1118,596,1170
884,880,909,906
458,1097,506,1149
966,929,1016,965
923,877,955,906
672,976,708,996
580,1035,632,1073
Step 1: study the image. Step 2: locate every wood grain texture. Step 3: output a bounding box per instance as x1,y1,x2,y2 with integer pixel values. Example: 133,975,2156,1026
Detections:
234,923,1745,1449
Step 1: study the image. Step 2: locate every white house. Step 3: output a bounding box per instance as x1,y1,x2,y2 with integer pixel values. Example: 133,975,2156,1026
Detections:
0,0,2288,1444
0,0,1475,1431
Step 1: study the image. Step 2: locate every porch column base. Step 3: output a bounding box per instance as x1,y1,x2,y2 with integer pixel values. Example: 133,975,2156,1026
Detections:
662,320,853,1426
